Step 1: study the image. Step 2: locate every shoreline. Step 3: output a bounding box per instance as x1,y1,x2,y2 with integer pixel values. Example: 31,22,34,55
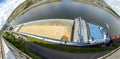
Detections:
73,0,120,21
8,0,61,24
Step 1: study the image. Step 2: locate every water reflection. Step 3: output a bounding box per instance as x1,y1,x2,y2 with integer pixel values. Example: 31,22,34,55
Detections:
11,1,120,35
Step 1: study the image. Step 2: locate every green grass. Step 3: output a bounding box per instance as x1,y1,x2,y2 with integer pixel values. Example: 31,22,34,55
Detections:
26,37,119,53
2,32,42,59
74,0,95,4
48,0,61,2
73,0,95,2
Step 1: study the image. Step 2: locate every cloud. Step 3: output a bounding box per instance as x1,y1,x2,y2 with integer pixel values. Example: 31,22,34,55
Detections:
0,0,25,30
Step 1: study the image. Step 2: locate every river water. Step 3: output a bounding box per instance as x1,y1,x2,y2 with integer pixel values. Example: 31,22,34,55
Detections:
11,0,120,35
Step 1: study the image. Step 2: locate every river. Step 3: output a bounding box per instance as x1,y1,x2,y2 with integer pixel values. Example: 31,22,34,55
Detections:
11,0,120,35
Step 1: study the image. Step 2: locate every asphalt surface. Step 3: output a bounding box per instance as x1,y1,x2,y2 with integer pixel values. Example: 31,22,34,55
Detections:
25,41,110,59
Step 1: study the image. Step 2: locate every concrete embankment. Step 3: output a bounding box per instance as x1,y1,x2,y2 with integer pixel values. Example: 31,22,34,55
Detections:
1,38,16,59
1,37,32,59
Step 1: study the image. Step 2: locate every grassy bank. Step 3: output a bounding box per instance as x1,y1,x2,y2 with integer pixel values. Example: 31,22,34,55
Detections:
2,32,42,59
48,0,61,2
27,0,61,10
74,0,120,20
74,0,95,4
7,0,61,23
26,37,119,53
7,0,41,23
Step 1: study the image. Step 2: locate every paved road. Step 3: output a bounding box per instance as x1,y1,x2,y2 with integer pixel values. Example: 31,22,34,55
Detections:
25,41,110,59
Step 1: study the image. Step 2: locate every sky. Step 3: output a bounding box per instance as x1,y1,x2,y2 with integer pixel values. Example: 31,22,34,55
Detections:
0,0,25,30
0,0,5,3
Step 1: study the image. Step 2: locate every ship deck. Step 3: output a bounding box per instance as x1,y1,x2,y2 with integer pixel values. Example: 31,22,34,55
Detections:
88,23,103,40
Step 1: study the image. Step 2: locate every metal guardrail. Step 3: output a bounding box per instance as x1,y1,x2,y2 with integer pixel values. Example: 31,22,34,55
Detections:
17,32,94,46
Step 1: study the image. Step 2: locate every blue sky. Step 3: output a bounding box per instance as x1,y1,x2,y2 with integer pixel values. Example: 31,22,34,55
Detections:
0,0,5,3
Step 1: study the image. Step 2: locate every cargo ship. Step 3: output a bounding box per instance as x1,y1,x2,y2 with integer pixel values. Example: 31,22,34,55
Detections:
13,17,110,46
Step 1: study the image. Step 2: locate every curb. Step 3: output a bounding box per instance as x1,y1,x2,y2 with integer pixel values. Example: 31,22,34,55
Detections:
98,46,120,59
